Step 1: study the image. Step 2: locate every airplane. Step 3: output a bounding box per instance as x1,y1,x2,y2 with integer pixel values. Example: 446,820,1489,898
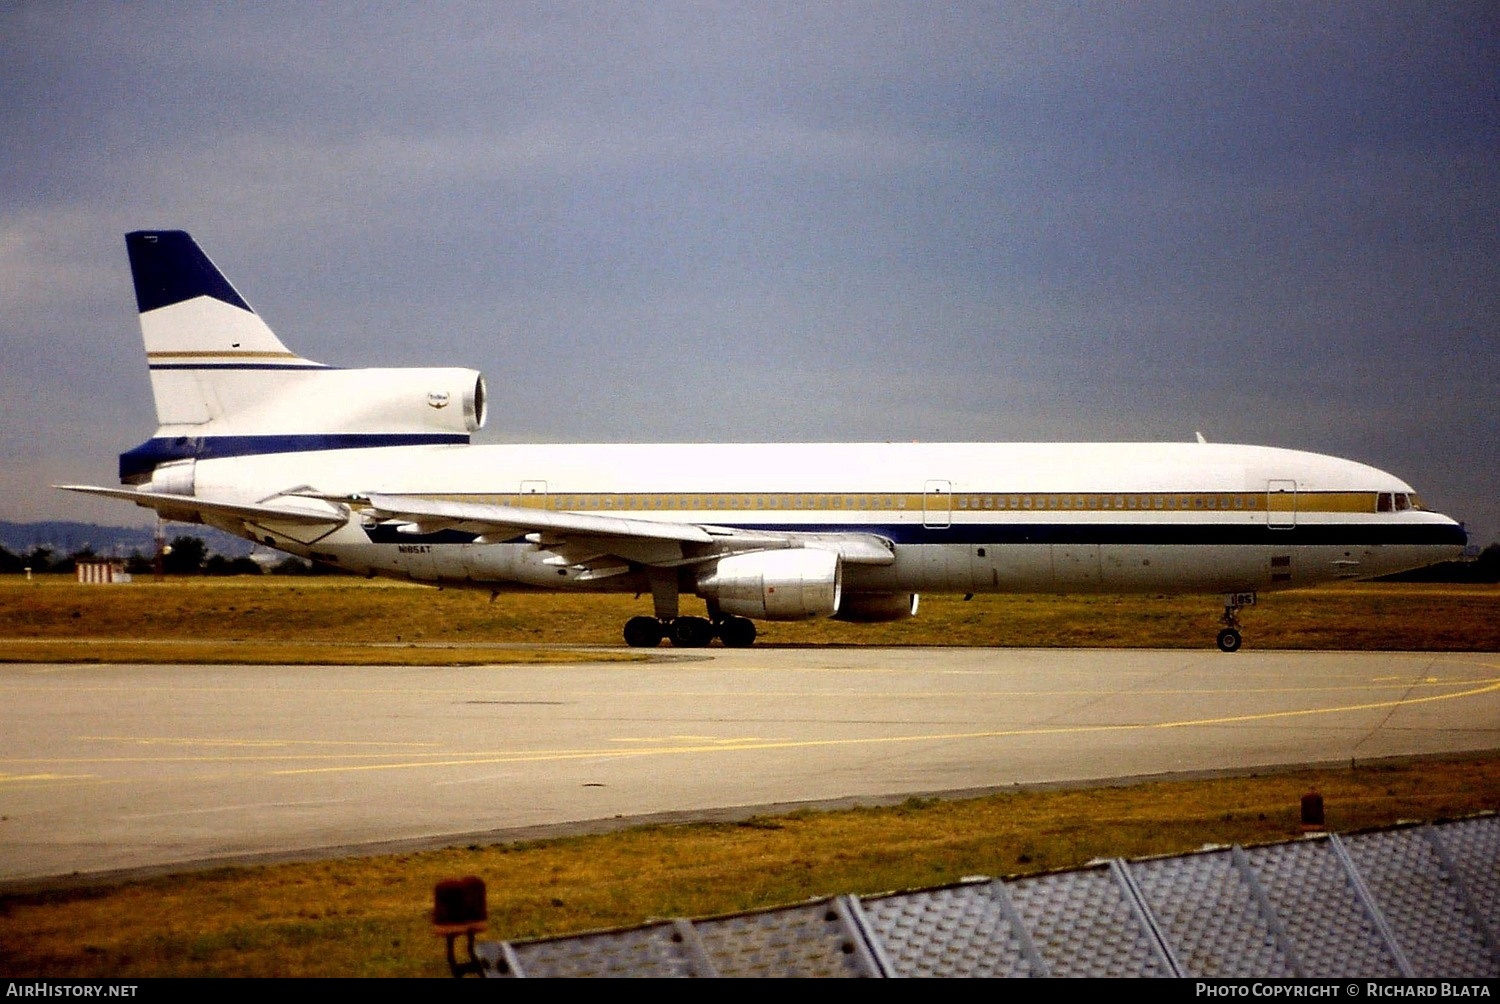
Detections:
59,230,1469,652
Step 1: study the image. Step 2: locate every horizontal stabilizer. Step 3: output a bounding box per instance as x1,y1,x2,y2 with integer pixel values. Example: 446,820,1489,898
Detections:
56,485,349,527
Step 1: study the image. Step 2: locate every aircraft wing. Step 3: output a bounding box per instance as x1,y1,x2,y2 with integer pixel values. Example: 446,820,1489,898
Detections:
57,485,350,527
358,493,896,570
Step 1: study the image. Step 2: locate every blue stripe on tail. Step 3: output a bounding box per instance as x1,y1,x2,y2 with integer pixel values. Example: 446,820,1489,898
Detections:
126,231,253,313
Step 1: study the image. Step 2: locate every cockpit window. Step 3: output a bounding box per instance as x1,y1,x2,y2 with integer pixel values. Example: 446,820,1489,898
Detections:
1380,492,1416,513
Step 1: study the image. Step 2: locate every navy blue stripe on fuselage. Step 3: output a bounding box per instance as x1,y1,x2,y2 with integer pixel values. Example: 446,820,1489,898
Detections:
119,433,470,481
360,520,1466,548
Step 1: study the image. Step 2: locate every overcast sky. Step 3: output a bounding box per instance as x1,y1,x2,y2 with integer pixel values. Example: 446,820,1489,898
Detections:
3,3,1496,545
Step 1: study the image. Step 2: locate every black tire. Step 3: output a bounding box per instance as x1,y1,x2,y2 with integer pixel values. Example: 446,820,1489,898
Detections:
623,616,664,648
1216,628,1242,653
670,616,716,648
718,616,757,648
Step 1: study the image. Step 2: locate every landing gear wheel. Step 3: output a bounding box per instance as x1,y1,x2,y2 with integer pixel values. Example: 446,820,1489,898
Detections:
623,616,665,648
670,616,716,648
1216,593,1252,652
717,616,757,648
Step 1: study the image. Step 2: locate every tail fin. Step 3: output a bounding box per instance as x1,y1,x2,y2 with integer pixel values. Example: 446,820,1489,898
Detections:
118,231,486,485
127,230,324,431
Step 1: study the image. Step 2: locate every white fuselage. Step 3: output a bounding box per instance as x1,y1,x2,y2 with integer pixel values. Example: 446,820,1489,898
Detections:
190,439,1465,598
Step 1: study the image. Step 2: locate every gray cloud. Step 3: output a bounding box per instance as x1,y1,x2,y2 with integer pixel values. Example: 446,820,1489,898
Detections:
2,2,1494,543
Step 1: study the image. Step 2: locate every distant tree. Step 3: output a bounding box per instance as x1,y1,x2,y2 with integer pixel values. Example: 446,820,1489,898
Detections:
269,555,316,575
24,546,56,573
1381,542,1500,583
0,545,22,574
161,535,207,575
204,554,263,576
124,550,153,575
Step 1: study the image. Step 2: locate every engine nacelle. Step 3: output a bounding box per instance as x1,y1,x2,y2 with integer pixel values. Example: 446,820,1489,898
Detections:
833,592,920,623
219,366,488,436
143,458,196,496
350,367,487,435
697,548,842,621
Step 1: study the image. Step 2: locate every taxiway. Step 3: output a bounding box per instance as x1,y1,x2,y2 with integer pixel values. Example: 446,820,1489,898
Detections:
2,647,1497,887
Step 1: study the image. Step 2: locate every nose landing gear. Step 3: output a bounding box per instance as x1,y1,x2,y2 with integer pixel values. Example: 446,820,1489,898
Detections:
1217,592,1254,652
1216,625,1242,653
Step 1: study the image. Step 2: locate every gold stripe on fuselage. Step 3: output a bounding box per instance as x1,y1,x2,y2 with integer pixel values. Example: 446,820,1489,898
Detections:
425,490,1401,516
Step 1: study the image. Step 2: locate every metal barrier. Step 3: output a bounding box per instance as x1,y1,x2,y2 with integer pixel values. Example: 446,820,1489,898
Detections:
448,814,1498,977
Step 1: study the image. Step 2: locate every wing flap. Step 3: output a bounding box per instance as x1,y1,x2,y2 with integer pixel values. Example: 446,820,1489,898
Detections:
354,494,896,569
362,494,714,544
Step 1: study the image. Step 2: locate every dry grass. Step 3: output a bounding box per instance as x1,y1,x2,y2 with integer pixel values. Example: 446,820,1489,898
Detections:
3,755,1495,977
3,577,1499,655
1,575,1496,977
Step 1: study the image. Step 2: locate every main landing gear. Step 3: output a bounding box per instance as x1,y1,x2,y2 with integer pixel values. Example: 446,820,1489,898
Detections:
1217,592,1254,653
626,570,758,648
623,615,758,648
